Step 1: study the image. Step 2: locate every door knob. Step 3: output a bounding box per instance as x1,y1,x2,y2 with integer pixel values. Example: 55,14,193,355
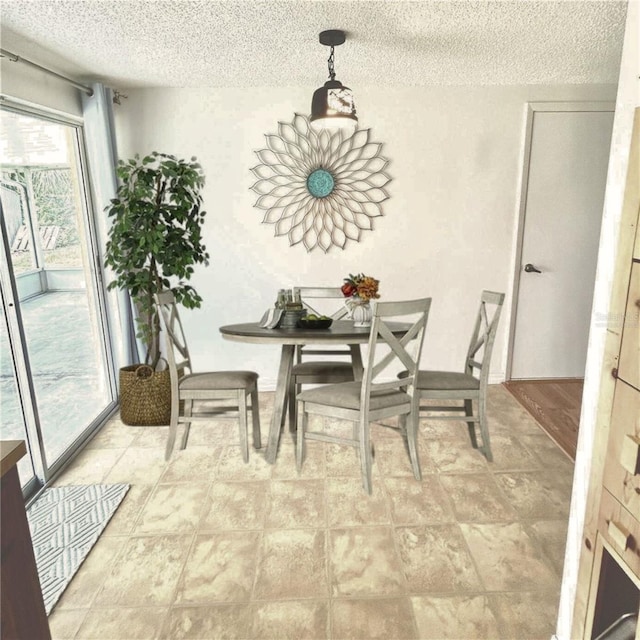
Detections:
524,263,542,273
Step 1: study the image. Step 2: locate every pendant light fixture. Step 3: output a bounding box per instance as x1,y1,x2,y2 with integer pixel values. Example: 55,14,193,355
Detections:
310,29,358,131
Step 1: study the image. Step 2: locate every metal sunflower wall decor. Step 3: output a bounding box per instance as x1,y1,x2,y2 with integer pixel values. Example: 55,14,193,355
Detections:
250,114,391,252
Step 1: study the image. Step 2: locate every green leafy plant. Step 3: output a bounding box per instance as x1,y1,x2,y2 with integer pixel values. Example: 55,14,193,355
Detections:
104,152,209,369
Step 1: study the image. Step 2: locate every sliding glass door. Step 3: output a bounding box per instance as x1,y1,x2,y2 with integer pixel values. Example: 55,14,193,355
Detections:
0,105,117,496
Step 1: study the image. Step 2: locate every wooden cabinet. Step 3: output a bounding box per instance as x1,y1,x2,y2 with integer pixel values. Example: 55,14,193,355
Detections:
0,441,51,640
573,108,640,639
618,263,640,390
603,381,640,519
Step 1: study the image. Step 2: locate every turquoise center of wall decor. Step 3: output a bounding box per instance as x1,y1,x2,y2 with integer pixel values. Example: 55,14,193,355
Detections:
307,169,335,198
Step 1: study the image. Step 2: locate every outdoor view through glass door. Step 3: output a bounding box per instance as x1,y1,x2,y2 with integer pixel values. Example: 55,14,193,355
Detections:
0,107,116,493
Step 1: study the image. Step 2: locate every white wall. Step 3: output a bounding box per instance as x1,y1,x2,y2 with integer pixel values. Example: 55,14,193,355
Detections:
114,83,615,388
557,0,640,637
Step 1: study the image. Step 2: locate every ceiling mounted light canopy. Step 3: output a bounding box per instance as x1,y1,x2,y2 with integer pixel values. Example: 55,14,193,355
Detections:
310,29,357,132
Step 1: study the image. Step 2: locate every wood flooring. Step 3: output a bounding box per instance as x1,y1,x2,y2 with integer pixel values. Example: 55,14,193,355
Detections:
503,378,584,461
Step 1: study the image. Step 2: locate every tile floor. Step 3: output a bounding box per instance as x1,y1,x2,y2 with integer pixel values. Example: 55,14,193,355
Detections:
47,385,575,640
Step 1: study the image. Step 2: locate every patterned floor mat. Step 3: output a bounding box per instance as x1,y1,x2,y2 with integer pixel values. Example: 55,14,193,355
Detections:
27,483,129,614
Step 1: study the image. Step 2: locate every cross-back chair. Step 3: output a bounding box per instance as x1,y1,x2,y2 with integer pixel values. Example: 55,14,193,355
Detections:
400,290,505,462
155,291,261,462
287,286,362,431
296,297,431,494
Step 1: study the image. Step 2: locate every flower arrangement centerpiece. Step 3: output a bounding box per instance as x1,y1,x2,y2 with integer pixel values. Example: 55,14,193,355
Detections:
341,273,380,327
341,273,380,301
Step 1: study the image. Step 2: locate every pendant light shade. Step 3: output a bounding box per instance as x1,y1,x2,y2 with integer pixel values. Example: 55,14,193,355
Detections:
310,30,357,131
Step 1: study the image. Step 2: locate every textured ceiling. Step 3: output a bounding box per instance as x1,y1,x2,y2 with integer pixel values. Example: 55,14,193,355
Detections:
0,1,628,90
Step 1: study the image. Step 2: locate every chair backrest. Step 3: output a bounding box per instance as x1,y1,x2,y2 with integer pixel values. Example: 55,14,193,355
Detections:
154,291,193,390
293,286,350,321
361,298,432,403
465,290,505,388
293,286,350,362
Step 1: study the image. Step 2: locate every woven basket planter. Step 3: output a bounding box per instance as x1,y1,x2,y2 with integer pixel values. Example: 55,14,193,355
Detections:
119,364,171,426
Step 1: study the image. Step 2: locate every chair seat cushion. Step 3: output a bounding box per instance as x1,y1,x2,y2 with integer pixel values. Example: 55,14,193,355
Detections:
179,370,258,390
399,370,480,391
298,381,410,411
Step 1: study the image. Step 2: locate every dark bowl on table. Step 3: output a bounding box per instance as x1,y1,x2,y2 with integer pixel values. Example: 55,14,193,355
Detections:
296,317,333,330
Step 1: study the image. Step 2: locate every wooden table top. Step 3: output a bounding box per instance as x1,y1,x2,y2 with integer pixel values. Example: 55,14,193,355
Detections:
1,440,27,478
219,320,410,345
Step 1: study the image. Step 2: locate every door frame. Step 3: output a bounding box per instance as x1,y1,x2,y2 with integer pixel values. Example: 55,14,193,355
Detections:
0,99,119,499
505,101,616,381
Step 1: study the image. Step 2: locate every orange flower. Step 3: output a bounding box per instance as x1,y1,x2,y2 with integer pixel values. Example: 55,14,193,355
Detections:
342,273,380,302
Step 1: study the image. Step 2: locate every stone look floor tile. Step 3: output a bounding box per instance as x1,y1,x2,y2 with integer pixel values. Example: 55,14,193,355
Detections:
254,529,329,600
325,444,373,478
250,599,329,639
86,422,138,449
104,447,168,485
101,485,154,536
160,604,251,640
216,445,273,480
331,597,418,639
485,434,542,471
94,535,192,606
74,607,167,639
47,608,88,639
494,470,572,519
45,387,574,638
266,479,325,529
395,525,483,593
131,426,171,448
460,522,559,592
159,445,222,482
438,473,516,523
52,448,125,486
373,438,423,477
519,433,575,470
134,484,209,533
326,477,390,527
56,537,126,609
200,481,269,530
422,439,489,474
175,531,260,604
417,417,475,443
526,519,570,576
330,527,405,597
411,594,501,640
180,422,242,447
271,442,326,479
489,590,560,639
384,475,456,525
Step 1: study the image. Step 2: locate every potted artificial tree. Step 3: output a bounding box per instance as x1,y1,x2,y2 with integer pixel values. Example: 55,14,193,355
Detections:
104,151,209,426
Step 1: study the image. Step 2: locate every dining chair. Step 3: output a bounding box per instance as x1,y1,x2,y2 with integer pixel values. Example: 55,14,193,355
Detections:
155,291,261,462
287,286,360,432
296,297,431,494
400,290,505,462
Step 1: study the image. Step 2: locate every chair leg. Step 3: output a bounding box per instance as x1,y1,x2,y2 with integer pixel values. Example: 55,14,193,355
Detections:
406,401,422,481
478,394,493,462
288,379,298,435
250,386,261,450
165,398,181,462
358,415,373,495
296,400,307,472
464,399,479,449
238,389,249,463
180,400,193,451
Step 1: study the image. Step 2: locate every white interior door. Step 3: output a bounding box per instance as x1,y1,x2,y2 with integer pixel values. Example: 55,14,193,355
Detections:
510,105,614,380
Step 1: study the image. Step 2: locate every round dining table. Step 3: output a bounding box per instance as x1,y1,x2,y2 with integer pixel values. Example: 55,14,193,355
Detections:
219,320,410,463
